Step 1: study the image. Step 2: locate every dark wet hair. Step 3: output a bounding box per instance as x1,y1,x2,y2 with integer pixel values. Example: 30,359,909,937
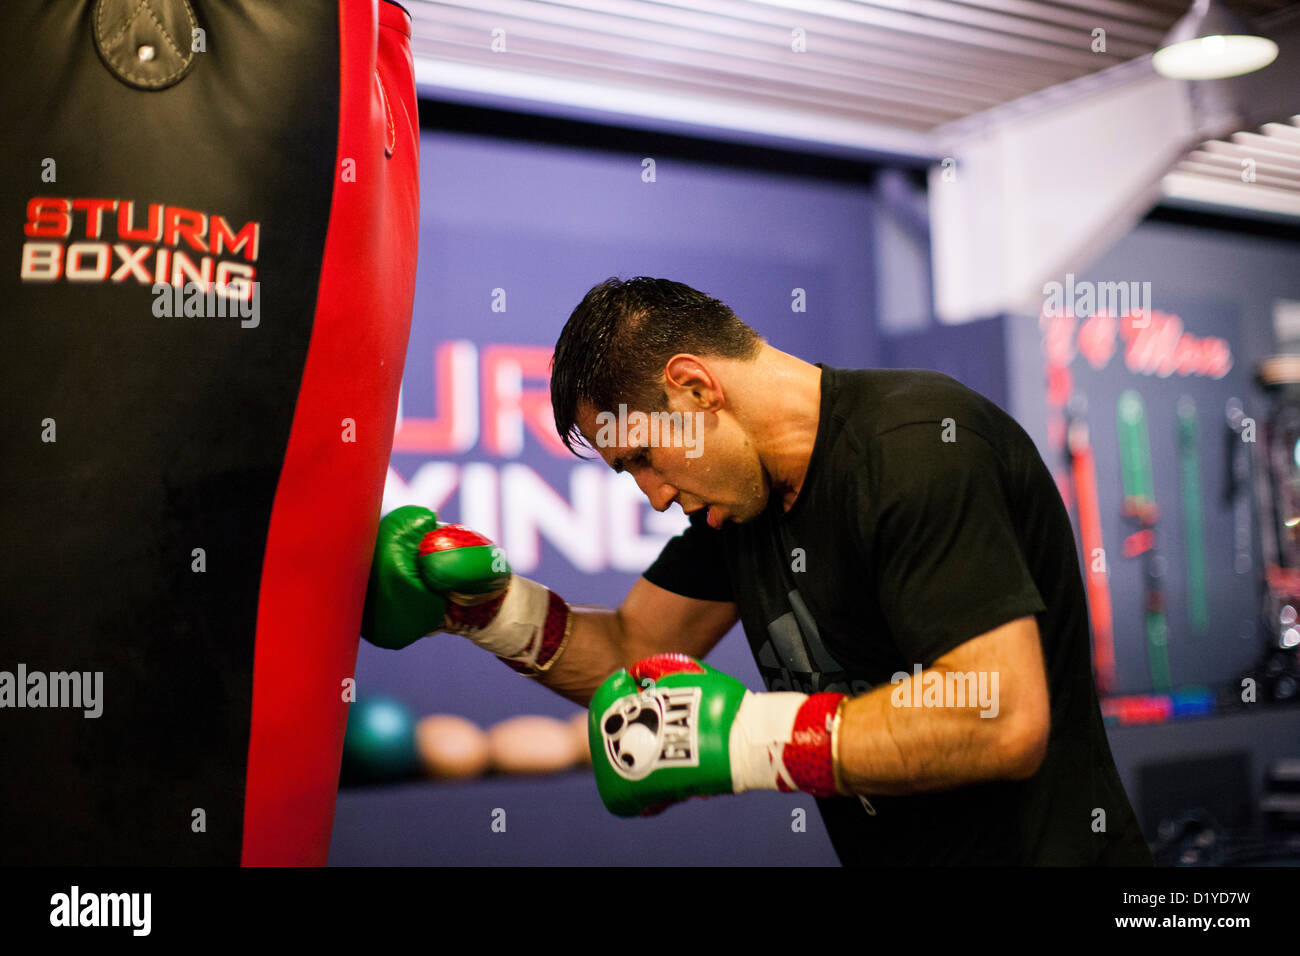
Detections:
550,277,762,456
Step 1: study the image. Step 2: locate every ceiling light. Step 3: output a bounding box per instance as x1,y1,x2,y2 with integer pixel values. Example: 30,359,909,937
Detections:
1154,0,1278,80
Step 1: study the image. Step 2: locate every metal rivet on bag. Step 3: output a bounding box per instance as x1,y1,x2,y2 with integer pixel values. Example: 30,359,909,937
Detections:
137,44,156,62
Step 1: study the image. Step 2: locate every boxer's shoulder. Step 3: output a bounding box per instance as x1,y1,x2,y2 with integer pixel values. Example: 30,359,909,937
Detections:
823,365,1015,454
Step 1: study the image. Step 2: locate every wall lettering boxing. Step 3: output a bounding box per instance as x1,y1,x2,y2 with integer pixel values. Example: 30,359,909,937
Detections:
384,339,689,574
391,340,568,458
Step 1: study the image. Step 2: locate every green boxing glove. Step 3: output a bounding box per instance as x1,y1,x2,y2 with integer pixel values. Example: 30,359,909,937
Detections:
361,506,573,673
589,653,849,817
361,505,496,649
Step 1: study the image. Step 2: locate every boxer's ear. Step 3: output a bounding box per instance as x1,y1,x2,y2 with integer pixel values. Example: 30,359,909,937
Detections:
664,354,723,411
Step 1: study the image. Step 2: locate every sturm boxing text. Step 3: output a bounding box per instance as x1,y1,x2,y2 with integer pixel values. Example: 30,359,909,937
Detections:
18,198,260,311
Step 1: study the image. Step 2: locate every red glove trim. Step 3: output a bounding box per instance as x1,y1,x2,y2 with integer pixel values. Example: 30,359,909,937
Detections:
629,653,706,684
418,523,493,554
779,692,844,797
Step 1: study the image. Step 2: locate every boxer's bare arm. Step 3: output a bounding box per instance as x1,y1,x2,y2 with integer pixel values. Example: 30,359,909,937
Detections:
536,577,739,707
836,616,1051,794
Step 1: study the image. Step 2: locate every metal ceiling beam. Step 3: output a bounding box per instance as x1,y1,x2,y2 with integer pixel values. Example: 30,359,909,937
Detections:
409,4,1011,112
1162,169,1300,218
412,32,966,127
744,0,1135,64
1184,148,1300,180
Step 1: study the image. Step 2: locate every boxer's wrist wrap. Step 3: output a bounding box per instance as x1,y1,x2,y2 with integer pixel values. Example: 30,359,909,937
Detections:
443,575,572,674
782,692,847,797
495,591,574,677
729,691,847,797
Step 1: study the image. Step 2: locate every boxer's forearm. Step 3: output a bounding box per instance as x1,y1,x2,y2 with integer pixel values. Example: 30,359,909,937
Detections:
835,679,1035,796
526,582,737,707
530,605,630,707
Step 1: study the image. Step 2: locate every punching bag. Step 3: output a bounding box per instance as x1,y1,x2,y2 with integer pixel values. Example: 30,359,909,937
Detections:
0,0,419,864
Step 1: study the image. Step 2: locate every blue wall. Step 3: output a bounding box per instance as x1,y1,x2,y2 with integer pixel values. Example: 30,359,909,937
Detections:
882,315,1010,414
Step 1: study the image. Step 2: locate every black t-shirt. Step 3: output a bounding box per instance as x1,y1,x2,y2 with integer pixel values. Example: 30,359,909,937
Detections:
643,365,1152,866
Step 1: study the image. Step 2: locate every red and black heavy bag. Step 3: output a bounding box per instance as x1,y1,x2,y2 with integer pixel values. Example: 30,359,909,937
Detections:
0,0,419,864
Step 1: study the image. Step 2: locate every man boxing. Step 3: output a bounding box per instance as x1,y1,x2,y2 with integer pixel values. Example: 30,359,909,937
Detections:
364,276,1152,866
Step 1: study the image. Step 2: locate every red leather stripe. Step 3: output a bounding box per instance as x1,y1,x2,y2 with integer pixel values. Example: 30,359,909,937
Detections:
419,524,494,554
241,0,418,866
780,693,844,797
629,653,706,683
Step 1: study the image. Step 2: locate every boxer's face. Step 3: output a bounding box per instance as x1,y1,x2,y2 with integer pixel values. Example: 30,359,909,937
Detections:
577,397,769,529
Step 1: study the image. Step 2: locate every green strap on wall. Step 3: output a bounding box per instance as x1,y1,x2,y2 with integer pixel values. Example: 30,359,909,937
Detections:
1117,390,1172,693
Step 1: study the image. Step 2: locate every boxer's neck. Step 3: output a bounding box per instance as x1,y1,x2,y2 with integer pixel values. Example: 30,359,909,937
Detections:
725,345,823,513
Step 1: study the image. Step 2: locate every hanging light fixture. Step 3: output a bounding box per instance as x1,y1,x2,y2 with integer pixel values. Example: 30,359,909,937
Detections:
1153,0,1278,79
